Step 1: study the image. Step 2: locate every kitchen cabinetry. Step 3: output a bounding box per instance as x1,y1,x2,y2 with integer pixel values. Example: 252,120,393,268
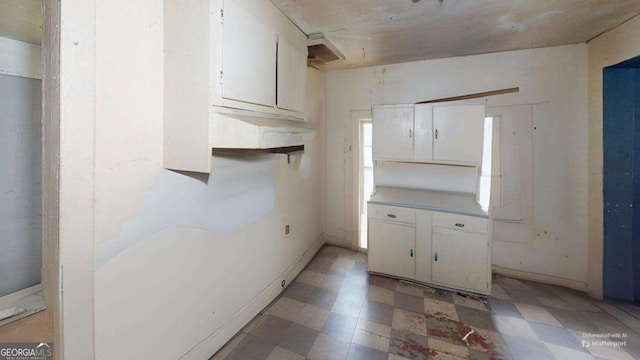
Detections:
372,105,414,160
221,0,277,107
368,219,416,279
368,202,490,295
277,38,307,113
368,204,417,279
164,0,308,173
430,212,490,294
431,105,484,164
372,103,485,166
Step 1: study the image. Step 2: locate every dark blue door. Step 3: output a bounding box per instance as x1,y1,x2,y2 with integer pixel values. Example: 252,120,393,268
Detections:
603,56,640,301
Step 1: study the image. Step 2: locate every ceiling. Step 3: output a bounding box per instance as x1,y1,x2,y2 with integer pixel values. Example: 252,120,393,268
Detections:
273,0,640,70
0,1,637,68
0,0,41,45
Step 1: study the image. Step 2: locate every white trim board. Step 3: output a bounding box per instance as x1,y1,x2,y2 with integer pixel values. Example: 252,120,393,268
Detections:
0,284,42,310
0,36,42,80
180,234,326,360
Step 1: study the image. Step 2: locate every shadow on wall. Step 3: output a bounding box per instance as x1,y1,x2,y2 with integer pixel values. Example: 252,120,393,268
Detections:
94,155,280,270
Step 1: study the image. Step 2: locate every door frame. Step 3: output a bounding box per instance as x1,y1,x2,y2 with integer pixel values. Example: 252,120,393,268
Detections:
42,1,97,358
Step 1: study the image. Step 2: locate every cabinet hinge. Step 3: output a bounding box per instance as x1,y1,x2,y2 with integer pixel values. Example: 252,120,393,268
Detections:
220,9,224,23
219,70,223,84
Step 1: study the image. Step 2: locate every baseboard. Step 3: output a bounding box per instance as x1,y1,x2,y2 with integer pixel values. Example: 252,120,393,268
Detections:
181,234,326,360
322,233,353,249
492,265,588,293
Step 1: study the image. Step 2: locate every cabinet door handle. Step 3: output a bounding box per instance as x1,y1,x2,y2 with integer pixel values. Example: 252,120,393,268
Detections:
435,129,438,139
409,129,413,138
387,214,397,218
434,252,438,261
455,223,465,228
410,249,414,257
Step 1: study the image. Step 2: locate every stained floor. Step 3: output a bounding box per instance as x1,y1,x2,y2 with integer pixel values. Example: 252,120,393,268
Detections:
211,246,640,359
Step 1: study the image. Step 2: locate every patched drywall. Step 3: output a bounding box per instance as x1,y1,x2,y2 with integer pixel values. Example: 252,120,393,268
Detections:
326,44,589,284
94,157,277,269
588,15,640,298
0,73,41,297
90,2,325,358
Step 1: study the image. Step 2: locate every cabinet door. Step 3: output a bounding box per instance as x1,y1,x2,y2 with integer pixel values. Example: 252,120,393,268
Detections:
368,219,416,279
432,104,484,164
414,104,434,161
277,38,306,113
431,228,489,293
372,106,414,160
222,0,277,107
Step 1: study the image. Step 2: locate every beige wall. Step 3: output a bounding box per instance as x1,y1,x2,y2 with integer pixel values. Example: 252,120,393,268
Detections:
587,15,640,299
325,44,591,288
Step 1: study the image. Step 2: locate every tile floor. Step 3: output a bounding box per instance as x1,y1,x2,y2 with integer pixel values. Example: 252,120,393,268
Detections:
212,246,640,360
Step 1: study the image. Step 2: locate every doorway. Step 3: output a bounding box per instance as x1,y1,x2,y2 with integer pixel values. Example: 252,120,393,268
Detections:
359,121,373,249
603,55,640,301
0,37,45,322
348,111,373,251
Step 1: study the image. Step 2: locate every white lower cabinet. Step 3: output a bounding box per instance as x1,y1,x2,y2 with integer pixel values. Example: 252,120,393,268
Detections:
368,203,491,295
431,229,490,294
368,219,416,279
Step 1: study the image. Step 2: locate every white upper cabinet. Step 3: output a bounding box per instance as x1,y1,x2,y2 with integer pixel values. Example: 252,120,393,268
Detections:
373,103,485,166
163,0,309,173
372,105,414,160
413,104,434,161
277,38,307,113
222,0,277,107
432,104,484,164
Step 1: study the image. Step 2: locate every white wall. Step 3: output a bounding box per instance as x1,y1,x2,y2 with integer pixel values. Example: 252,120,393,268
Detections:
87,2,325,359
587,15,640,299
325,44,589,286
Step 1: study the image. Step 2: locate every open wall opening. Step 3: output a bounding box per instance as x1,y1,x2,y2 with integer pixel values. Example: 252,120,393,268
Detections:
0,1,47,328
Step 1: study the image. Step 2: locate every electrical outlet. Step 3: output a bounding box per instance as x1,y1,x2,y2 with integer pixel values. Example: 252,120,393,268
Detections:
285,224,290,234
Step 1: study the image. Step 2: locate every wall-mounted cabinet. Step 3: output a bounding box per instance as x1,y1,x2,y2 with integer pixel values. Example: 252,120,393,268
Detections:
221,0,278,107
368,203,491,295
164,0,309,173
371,105,414,160
372,103,485,166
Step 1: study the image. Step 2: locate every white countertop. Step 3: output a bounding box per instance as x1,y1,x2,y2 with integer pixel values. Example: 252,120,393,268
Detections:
368,186,488,218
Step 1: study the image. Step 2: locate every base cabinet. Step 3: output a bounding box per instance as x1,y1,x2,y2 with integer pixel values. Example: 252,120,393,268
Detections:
431,229,490,294
368,219,416,279
368,203,491,295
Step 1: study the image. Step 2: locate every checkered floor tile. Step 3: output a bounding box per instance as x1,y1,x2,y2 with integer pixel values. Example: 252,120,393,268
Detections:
211,246,640,360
